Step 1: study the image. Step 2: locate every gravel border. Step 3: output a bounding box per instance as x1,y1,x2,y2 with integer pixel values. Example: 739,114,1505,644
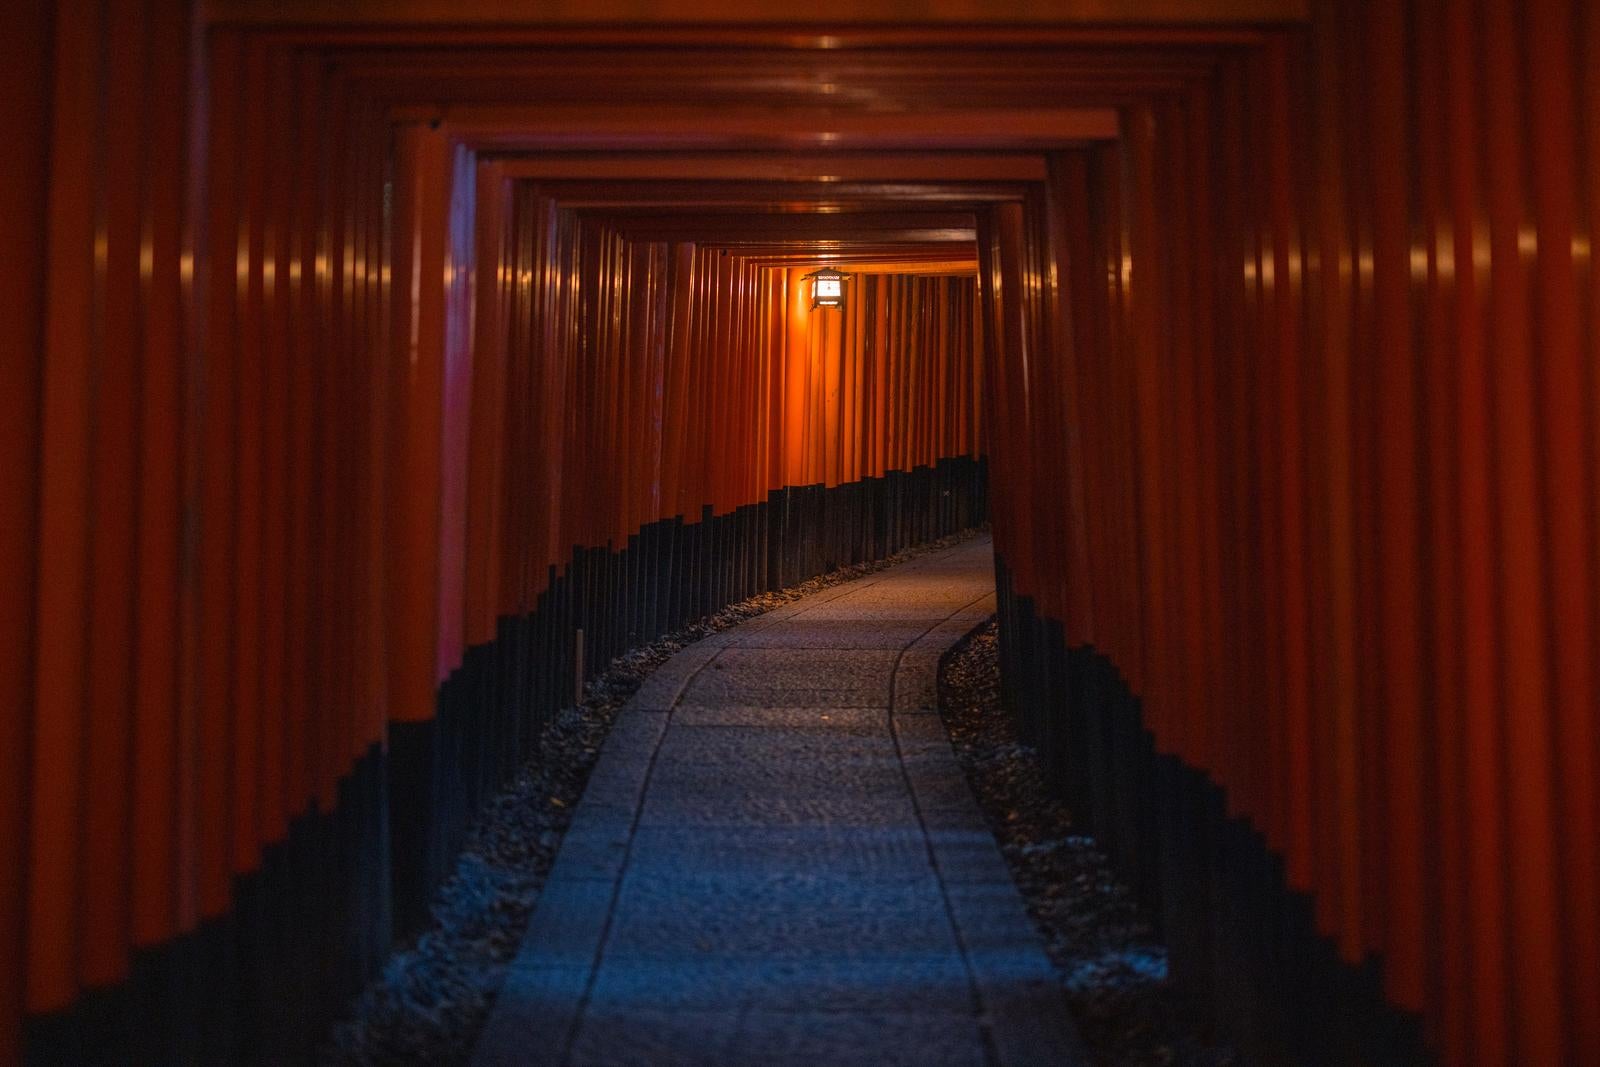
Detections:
319,529,985,1066
937,621,1239,1067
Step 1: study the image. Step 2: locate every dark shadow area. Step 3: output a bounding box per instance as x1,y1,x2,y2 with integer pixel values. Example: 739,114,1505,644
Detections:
994,559,1433,1067
940,621,1237,1067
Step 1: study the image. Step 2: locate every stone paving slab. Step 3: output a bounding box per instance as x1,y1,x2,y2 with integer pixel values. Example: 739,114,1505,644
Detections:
583,955,977,1015
722,1010,990,1067
675,685,892,709
642,760,909,806
725,619,955,649
703,646,903,675
668,705,889,733
624,826,935,882
651,725,900,763
601,874,956,959
638,788,919,829
474,535,1088,1067
563,1008,990,1067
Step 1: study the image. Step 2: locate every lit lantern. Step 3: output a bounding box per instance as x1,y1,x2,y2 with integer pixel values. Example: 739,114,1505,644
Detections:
802,266,849,311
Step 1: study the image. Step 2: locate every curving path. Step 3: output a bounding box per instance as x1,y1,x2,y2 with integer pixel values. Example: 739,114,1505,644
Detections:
474,535,1086,1067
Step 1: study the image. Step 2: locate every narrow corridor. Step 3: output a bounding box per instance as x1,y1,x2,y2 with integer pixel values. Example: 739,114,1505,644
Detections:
474,536,1081,1066
13,4,1598,1064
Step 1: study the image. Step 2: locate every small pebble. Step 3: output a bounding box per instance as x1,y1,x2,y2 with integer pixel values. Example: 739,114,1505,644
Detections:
938,622,1238,1067
320,531,983,1066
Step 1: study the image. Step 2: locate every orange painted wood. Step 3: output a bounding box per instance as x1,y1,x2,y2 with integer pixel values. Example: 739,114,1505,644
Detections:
387,123,451,721
0,1,52,1056
195,27,242,918
435,142,478,684
230,36,268,878
12,10,1600,1064
81,0,150,987
1480,2,1563,1058
1409,0,1464,1050
349,97,380,761
1437,0,1510,1023
28,0,108,1011
206,0,1308,26
254,43,292,852
1524,3,1600,1060
1572,12,1600,1062
466,165,511,648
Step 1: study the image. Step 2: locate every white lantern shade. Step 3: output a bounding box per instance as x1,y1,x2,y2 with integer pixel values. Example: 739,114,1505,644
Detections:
803,267,849,310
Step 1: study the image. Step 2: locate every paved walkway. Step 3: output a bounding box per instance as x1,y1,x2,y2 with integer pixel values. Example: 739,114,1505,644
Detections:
474,535,1085,1067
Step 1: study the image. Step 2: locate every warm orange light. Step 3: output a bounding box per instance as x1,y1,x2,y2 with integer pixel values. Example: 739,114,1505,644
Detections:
801,266,848,311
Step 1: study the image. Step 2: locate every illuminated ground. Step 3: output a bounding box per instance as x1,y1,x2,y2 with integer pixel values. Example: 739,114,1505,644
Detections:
475,536,1084,1067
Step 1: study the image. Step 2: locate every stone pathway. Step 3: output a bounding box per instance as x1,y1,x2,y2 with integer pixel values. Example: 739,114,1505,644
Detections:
473,535,1086,1067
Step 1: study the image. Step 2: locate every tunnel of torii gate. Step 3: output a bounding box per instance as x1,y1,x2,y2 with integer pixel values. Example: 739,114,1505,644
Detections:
4,0,1600,1065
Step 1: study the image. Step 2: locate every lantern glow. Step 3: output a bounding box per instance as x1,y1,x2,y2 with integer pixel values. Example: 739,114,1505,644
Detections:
802,266,849,310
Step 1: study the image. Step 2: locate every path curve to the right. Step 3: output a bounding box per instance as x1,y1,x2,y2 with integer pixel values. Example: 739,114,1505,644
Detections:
475,535,1087,1067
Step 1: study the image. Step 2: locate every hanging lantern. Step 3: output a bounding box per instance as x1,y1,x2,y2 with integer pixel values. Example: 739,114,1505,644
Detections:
802,266,849,311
